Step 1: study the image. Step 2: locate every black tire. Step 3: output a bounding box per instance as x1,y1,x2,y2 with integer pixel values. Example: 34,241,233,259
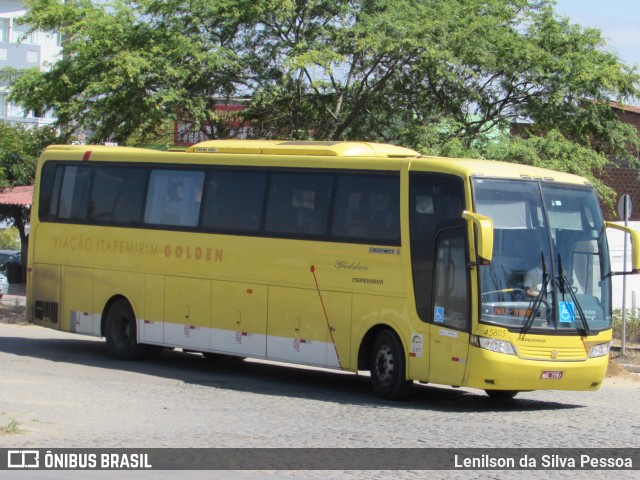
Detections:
370,329,412,400
105,299,147,360
485,389,519,400
145,345,165,359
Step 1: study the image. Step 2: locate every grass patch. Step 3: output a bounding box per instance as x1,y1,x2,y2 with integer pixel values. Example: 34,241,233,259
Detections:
0,420,20,435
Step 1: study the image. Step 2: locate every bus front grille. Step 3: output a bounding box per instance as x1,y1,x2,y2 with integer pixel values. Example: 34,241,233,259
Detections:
517,344,587,361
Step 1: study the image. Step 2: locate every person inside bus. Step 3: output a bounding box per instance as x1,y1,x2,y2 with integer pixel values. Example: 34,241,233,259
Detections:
524,259,546,298
162,182,184,224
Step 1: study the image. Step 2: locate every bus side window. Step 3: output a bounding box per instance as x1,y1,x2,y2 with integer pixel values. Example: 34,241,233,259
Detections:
331,175,400,243
56,165,91,221
91,167,147,225
201,170,267,232
265,173,333,236
144,169,205,227
38,162,61,221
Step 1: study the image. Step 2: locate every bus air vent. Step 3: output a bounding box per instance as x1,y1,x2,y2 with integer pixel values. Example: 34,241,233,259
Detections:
187,140,420,158
35,301,59,324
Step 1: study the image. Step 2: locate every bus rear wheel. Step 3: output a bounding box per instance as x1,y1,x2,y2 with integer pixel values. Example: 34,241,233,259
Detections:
105,299,147,360
370,330,412,400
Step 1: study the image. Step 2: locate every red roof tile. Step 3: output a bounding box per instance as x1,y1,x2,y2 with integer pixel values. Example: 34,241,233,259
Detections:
609,101,640,115
0,186,33,206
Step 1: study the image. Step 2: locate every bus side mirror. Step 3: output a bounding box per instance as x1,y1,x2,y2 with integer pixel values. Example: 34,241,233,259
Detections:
605,222,640,274
462,211,493,265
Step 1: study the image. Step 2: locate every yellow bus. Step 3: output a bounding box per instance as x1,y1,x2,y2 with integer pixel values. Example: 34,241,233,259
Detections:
27,140,640,400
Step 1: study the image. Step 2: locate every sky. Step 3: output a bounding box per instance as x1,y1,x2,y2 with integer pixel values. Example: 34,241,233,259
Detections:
554,0,640,67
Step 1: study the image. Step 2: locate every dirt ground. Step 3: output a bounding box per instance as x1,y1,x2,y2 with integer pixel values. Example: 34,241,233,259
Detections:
608,345,640,378
0,301,25,324
1,292,638,381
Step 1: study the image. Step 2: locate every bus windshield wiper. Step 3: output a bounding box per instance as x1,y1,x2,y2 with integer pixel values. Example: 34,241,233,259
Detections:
521,252,549,336
556,254,590,336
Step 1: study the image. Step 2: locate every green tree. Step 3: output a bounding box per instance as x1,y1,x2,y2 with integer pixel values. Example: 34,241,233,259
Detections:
9,0,640,206
11,0,260,144
0,122,57,255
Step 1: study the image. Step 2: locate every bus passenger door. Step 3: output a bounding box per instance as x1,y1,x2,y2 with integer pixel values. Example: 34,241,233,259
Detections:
429,228,470,386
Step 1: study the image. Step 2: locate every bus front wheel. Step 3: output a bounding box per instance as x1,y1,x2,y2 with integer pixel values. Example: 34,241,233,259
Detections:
370,330,412,400
105,299,147,360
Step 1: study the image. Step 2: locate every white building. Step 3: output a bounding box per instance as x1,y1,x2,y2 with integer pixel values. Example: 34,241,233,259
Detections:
0,0,61,126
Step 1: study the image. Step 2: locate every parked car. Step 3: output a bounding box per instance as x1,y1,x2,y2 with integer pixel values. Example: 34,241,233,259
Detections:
0,249,22,283
0,250,21,272
0,271,8,298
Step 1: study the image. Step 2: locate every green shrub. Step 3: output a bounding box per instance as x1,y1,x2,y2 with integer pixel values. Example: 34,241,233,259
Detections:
0,227,19,250
0,420,20,435
612,309,640,343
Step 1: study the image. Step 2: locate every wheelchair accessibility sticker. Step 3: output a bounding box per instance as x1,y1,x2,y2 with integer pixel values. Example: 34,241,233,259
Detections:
559,301,575,322
434,306,445,323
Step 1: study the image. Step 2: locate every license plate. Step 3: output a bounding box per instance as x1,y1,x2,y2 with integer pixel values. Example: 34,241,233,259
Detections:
541,370,563,380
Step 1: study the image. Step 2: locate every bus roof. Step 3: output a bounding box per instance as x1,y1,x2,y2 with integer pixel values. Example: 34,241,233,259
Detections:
187,140,421,158
411,155,591,186
41,142,591,186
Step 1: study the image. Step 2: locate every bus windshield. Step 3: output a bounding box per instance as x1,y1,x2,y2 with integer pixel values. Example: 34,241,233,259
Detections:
472,178,612,333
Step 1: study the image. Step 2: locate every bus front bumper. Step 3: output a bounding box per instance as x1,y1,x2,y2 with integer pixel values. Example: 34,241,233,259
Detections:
464,346,609,392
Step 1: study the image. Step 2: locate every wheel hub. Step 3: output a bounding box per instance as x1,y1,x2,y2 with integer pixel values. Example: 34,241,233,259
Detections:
374,345,394,386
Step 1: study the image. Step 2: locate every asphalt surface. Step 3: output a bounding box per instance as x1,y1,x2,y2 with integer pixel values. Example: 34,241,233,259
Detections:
0,289,638,479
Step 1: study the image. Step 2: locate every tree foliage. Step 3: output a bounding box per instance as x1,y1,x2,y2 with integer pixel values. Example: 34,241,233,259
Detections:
0,122,57,245
9,0,640,204
0,122,56,187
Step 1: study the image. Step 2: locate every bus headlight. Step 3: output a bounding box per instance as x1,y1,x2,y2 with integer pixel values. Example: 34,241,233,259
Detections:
471,335,516,355
588,342,611,358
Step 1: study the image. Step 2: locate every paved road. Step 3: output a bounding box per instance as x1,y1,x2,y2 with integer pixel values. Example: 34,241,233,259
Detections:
0,322,638,479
